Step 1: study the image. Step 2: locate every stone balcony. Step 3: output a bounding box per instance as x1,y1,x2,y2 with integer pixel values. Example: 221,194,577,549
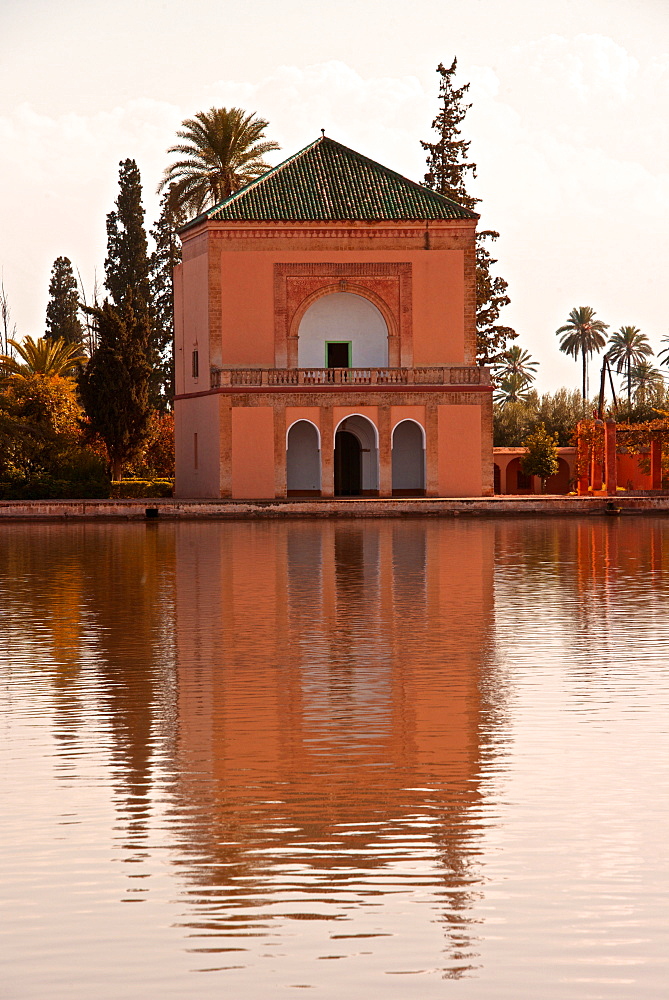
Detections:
210,365,490,390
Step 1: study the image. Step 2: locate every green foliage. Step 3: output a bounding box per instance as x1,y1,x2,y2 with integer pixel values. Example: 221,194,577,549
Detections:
0,443,110,499
421,59,478,211
494,344,539,384
629,360,664,405
520,424,559,487
79,294,152,481
2,371,81,435
0,404,53,480
149,191,181,408
159,107,280,219
615,382,669,424
493,371,534,405
124,410,174,478
0,364,83,478
494,388,587,446
1,336,87,378
0,363,109,497
105,159,151,311
421,59,516,365
110,478,173,499
475,231,516,365
556,306,609,401
0,278,16,355
535,388,590,444
658,334,669,368
493,345,539,405
45,257,83,345
0,334,111,498
0,470,110,500
606,325,653,403
493,397,536,447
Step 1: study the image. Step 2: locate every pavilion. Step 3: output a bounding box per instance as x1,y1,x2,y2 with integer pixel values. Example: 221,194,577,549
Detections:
173,135,493,498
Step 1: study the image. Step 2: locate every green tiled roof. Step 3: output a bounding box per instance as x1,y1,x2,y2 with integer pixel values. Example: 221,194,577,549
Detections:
183,136,478,227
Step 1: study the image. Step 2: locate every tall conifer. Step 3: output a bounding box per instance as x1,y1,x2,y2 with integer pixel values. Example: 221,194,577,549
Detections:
80,160,155,477
422,59,516,365
45,256,83,345
149,191,182,408
104,159,151,310
79,293,151,481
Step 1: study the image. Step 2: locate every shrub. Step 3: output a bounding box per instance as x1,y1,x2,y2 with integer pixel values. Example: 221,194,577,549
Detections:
110,478,174,499
0,474,110,500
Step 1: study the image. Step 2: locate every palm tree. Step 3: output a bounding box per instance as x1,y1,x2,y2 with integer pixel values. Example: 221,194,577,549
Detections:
494,344,539,385
629,360,664,405
158,107,280,219
0,335,86,379
493,371,534,406
606,325,653,403
556,306,609,403
657,334,669,368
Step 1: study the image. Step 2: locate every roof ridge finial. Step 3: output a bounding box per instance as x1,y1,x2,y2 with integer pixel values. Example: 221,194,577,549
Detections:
321,128,325,137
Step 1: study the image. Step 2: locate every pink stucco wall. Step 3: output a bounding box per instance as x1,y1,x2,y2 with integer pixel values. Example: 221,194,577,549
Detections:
174,248,210,395
411,252,465,364
438,405,482,497
174,394,221,498
617,453,652,491
231,408,276,498
216,249,466,368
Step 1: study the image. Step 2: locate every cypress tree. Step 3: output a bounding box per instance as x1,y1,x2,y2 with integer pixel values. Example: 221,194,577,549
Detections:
422,59,516,365
475,233,515,365
45,257,83,345
79,293,151,481
104,159,151,310
149,191,182,408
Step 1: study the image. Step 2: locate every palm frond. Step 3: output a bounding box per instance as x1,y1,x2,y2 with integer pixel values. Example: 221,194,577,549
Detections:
0,335,87,379
159,106,280,219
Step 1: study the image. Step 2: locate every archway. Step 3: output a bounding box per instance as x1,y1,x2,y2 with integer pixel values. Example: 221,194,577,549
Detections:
506,457,534,494
545,457,572,494
334,415,379,496
391,420,425,495
298,292,388,368
287,421,321,495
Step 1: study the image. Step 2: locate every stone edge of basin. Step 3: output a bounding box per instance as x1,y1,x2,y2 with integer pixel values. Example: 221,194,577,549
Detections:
1,496,669,520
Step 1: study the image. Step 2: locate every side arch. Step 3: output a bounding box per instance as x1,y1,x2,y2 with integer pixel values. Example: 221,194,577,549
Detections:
286,420,321,495
391,419,426,495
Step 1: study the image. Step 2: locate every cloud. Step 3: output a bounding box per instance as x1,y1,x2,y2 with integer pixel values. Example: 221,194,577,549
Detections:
1,40,669,391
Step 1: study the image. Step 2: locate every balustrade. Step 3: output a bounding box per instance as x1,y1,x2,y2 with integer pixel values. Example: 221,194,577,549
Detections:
209,365,489,390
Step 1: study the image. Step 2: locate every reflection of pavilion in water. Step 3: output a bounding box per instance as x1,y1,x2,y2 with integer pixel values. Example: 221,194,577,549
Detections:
11,517,669,980
171,519,498,974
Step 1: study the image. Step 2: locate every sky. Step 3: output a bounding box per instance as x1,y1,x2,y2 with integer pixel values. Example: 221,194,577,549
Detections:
1,0,668,393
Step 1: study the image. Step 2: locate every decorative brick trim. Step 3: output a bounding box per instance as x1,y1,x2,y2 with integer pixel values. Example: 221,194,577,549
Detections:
274,263,412,369
199,221,476,242
175,385,493,401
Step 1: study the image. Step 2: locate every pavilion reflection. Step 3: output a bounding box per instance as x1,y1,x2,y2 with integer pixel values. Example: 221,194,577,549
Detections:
169,518,499,975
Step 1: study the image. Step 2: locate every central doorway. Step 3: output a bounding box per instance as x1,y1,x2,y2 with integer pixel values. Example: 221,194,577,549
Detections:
333,415,379,496
335,431,361,495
